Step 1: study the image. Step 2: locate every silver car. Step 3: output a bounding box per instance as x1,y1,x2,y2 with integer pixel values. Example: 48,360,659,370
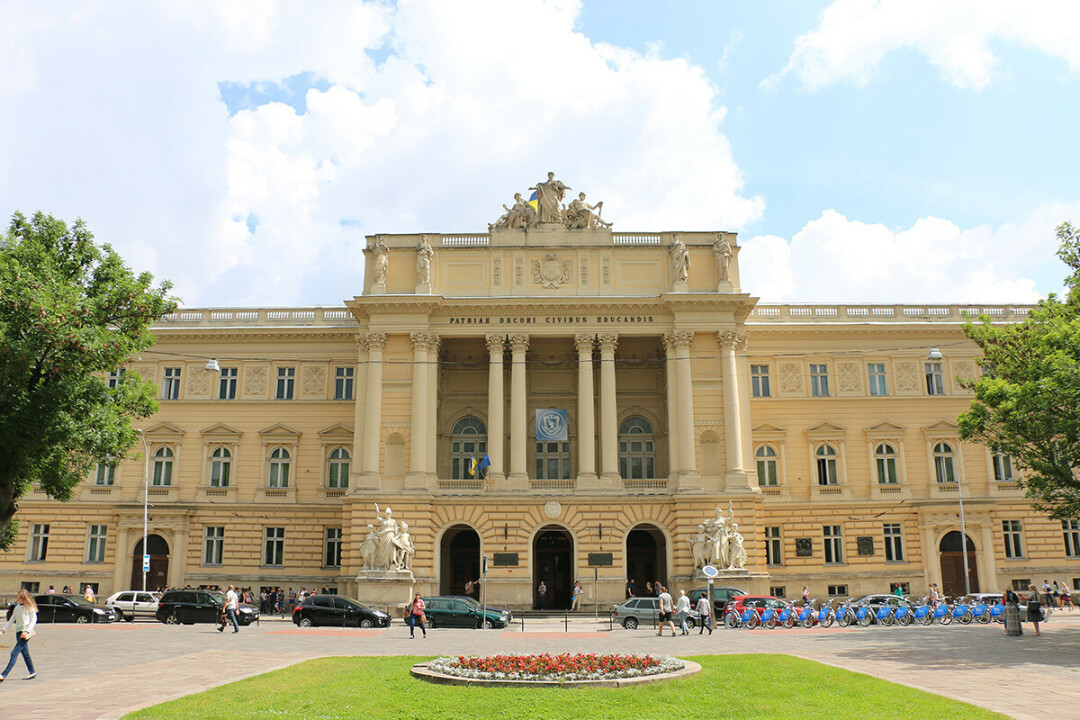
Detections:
105,590,162,621
612,596,701,630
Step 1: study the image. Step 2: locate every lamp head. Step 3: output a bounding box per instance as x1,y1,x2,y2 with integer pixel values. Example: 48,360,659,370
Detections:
205,358,221,373
927,347,943,361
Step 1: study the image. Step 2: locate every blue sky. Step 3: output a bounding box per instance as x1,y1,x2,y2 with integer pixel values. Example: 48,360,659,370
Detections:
2,0,1078,307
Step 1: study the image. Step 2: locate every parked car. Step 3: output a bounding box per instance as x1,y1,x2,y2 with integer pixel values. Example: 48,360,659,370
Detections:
727,595,788,617
292,595,390,628
611,596,702,630
687,586,747,616
966,592,1046,623
105,590,162,621
6,594,114,624
155,589,259,626
421,595,512,629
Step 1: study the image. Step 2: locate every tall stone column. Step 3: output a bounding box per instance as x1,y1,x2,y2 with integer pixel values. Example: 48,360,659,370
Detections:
663,335,679,480
507,334,530,489
406,332,435,492
575,333,598,484
114,525,131,591
360,332,386,488
426,336,440,481
718,329,750,490
671,330,700,488
350,334,370,486
598,333,620,486
486,334,506,483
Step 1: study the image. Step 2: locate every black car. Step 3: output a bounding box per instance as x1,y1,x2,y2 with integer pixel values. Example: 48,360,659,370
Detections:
422,595,512,629
687,586,747,616
292,595,390,628
5,594,114,624
155,589,259,626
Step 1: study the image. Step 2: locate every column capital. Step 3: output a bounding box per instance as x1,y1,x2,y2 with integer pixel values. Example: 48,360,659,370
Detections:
574,333,596,354
666,330,694,349
410,332,438,351
358,332,387,351
508,333,530,353
485,333,507,353
597,333,618,352
717,329,749,350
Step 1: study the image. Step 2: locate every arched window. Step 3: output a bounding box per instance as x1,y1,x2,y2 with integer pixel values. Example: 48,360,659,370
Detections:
875,443,898,485
619,417,655,479
450,417,487,480
268,447,291,488
933,442,955,484
210,447,231,487
755,445,778,486
816,444,838,486
328,447,350,488
152,447,173,486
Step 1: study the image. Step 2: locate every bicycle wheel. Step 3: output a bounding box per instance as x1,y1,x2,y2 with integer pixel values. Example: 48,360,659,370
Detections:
837,611,852,628
783,615,795,629
725,613,739,629
898,613,913,627
821,613,835,628
958,611,972,625
745,614,759,630
940,612,953,625
764,617,777,630
858,612,872,627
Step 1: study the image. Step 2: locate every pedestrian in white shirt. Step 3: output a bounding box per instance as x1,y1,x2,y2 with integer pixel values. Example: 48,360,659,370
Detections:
219,584,240,633
1,589,38,681
675,589,692,635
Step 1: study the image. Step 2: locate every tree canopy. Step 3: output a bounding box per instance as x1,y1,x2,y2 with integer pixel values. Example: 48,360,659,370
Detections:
959,222,1080,520
0,212,176,549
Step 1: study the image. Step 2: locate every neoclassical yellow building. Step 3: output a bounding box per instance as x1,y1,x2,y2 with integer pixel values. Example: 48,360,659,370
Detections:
3,200,1077,607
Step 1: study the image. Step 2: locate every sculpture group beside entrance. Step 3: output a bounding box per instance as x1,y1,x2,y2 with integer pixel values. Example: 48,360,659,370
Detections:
490,172,612,230
688,502,746,571
359,504,415,572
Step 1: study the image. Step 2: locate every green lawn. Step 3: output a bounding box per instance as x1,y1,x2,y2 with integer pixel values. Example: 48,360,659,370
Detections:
124,655,1007,720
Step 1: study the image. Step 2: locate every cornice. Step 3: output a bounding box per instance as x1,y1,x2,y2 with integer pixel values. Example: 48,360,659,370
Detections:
153,328,357,343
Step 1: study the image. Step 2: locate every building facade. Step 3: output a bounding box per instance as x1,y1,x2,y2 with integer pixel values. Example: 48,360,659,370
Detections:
3,205,1078,607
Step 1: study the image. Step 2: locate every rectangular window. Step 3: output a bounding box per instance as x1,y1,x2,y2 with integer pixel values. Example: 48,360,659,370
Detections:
535,441,571,480
1003,520,1024,559
867,363,888,396
218,368,238,400
20,581,39,593
883,523,904,562
334,367,354,400
765,526,782,566
823,525,843,564
993,453,1014,483
107,369,125,389
1063,520,1080,558
276,367,295,400
925,362,945,395
162,367,182,400
264,527,285,566
29,523,49,562
86,524,107,563
770,586,786,598
809,364,830,397
325,528,343,568
827,584,848,597
1012,579,1031,592
751,365,771,398
94,462,115,486
204,526,224,565
889,582,910,595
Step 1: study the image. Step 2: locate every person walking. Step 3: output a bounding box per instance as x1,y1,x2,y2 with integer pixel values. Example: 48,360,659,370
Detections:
407,593,426,639
537,581,547,610
1026,584,1043,636
675,589,691,635
1060,583,1072,611
218,584,239,633
83,585,96,604
656,585,677,637
571,581,583,611
1,589,38,681
626,578,636,599
695,592,713,635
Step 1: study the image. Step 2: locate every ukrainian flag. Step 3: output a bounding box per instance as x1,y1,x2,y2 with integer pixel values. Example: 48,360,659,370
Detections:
468,455,478,477
528,191,538,211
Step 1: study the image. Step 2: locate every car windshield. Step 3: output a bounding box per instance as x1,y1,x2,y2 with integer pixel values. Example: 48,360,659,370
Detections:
207,591,225,603
456,597,481,610
340,597,370,610
65,596,94,607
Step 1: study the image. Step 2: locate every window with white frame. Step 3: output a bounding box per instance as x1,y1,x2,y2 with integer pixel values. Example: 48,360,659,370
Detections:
1062,520,1080,558
809,364,830,397
867,363,888,396
218,367,238,400
162,367,182,400
334,367,354,400
765,526,782,565
325,527,342,568
1003,520,1023,559
925,362,945,395
210,447,231,487
823,525,843,563
618,417,655,479
204,526,224,565
276,367,295,400
933,442,956,484
29,523,49,562
264,527,284,566
993,452,1014,483
450,417,486,480
152,447,173,486
751,365,771,398
94,461,115,486
107,369,125,389
328,448,350,488
816,444,838,485
268,448,291,488
875,443,899,484
86,524,107,563
756,445,779,486
883,523,904,562
536,441,571,480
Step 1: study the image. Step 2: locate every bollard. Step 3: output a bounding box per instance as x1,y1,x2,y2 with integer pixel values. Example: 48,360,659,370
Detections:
565,610,569,632
521,612,525,632
1005,602,1022,636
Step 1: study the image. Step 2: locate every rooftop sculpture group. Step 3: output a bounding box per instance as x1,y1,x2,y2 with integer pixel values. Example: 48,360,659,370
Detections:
491,172,612,230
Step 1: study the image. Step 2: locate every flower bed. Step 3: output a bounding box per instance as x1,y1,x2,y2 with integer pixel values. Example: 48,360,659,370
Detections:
427,653,684,682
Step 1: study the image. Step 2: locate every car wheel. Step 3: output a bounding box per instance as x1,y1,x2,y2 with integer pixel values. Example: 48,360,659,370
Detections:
480,619,494,629
425,618,436,629
360,618,374,628
686,617,696,629
623,617,638,630
298,617,313,628
76,614,90,624
164,613,180,625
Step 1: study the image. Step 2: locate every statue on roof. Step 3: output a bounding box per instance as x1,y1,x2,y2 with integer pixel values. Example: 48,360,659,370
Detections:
565,192,612,230
490,192,537,230
529,171,571,224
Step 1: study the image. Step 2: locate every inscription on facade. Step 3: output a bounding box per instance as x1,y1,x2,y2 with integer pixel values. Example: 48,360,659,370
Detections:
447,315,655,325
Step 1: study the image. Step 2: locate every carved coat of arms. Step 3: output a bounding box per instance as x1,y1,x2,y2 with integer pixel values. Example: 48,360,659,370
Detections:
532,253,572,289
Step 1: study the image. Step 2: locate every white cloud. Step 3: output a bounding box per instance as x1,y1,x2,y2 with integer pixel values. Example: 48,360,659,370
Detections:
765,0,1080,91
740,203,1079,303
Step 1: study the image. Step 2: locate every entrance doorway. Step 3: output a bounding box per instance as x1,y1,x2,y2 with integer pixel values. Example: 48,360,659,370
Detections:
626,525,667,594
439,525,481,598
130,534,170,591
533,526,573,609
939,531,979,597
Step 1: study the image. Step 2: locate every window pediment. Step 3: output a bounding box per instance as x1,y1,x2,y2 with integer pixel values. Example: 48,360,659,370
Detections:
200,422,242,440
319,423,354,441
923,419,959,438
752,423,786,441
806,421,846,441
259,423,302,439
142,422,185,441
865,421,905,440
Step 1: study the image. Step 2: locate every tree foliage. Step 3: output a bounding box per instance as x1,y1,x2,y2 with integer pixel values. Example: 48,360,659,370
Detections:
0,212,177,549
959,222,1080,519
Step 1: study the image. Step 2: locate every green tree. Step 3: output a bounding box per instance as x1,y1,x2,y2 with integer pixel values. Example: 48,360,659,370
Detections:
0,212,177,549
959,221,1080,519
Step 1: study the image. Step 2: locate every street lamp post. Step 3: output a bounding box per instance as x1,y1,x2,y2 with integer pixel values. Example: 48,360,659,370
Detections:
135,428,150,593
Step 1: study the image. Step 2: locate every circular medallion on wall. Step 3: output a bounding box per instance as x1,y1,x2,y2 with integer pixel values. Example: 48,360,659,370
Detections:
544,501,562,519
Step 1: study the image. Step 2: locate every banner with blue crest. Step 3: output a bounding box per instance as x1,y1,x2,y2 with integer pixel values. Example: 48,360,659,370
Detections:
535,409,568,442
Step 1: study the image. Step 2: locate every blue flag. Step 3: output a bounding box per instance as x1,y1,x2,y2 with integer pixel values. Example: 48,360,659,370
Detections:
477,454,491,473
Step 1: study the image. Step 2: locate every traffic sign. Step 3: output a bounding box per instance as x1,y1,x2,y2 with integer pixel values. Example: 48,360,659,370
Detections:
702,564,718,578
143,554,150,572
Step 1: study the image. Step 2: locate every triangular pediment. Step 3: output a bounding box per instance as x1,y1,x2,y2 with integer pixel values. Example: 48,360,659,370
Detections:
200,422,242,437
752,423,786,434
319,423,354,439
259,423,301,438
923,419,959,437
142,422,185,438
866,421,905,434
806,421,846,434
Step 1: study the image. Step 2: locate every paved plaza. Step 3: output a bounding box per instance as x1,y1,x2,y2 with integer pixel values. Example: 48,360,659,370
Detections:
0,611,1077,719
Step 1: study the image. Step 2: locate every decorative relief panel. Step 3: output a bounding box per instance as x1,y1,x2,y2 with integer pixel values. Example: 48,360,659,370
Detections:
132,365,156,382
778,362,804,396
185,364,211,398
894,359,920,395
493,257,503,287
952,359,977,394
601,256,611,286
836,361,862,396
579,255,589,286
301,364,327,399
531,253,572,289
243,365,268,399
514,257,525,287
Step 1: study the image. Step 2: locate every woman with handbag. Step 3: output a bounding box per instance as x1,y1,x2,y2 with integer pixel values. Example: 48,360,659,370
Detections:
1,589,38,681
407,593,426,639
1026,584,1043,636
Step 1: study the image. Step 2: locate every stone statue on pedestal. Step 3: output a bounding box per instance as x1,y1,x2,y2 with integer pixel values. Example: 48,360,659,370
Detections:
565,192,612,229
371,237,389,286
713,236,732,282
416,236,434,286
670,235,690,284
530,171,571,224
689,503,746,571
360,504,415,572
